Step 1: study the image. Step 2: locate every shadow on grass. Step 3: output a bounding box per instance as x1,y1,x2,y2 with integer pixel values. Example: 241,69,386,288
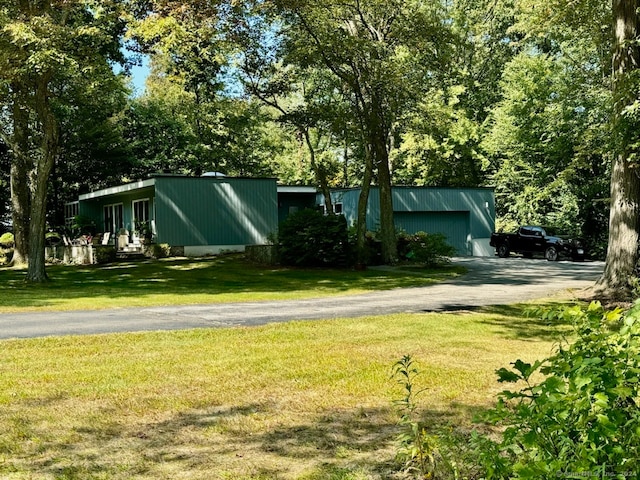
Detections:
8,400,491,479
0,255,462,310
477,303,576,341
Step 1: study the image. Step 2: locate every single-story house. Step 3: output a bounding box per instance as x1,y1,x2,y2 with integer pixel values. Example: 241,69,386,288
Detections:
68,177,495,257
69,174,278,256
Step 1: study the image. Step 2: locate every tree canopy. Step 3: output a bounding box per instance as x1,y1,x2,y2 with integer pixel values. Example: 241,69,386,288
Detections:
0,0,128,281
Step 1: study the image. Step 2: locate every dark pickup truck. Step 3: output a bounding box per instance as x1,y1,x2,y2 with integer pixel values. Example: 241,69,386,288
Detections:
490,225,586,261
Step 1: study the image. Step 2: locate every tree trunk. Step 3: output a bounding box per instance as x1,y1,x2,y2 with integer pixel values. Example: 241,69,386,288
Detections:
356,145,374,266
597,0,640,298
303,129,334,214
375,134,397,264
342,134,349,187
26,75,59,283
10,87,31,268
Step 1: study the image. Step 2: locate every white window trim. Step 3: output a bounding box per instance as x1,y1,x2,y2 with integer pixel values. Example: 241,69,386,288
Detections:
103,203,124,233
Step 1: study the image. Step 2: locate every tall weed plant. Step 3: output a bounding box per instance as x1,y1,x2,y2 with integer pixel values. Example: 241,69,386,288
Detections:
392,355,438,479
475,301,640,479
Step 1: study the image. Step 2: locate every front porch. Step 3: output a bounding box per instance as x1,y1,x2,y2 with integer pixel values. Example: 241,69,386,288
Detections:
46,231,162,264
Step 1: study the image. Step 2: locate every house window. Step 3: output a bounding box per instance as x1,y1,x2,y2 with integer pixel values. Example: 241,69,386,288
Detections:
319,203,343,215
104,204,123,233
64,202,79,228
132,199,150,225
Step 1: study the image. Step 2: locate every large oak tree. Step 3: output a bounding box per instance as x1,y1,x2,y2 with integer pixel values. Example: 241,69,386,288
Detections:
598,0,640,297
257,0,454,264
0,0,127,281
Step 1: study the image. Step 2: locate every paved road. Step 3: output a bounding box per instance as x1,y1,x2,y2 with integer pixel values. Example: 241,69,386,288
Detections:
0,257,604,339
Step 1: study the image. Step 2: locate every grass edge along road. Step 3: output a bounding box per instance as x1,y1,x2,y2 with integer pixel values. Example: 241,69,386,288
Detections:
0,255,465,313
0,305,569,479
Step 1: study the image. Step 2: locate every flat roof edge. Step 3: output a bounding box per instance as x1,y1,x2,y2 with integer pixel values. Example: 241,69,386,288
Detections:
79,178,156,201
277,186,318,193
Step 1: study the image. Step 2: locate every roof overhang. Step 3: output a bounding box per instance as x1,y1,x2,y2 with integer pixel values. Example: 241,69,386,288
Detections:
277,186,317,194
78,178,156,201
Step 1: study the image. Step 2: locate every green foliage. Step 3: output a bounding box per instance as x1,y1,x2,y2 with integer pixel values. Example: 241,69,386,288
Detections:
483,0,612,259
135,220,153,240
475,301,640,478
392,355,438,479
149,243,171,259
278,209,349,267
0,248,13,265
1,0,129,281
393,88,484,187
0,232,14,248
122,94,200,176
347,229,382,266
72,215,97,237
45,232,62,246
397,231,456,267
93,246,116,264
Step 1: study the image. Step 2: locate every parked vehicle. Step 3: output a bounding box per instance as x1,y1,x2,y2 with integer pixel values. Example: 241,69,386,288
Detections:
490,225,586,261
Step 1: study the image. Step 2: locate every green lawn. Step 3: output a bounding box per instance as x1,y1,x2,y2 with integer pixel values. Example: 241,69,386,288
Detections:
0,256,569,478
0,255,465,313
0,305,568,479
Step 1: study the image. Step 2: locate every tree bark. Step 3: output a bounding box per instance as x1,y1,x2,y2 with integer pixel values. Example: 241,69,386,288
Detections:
9,84,31,268
302,129,334,214
356,144,374,266
375,133,397,264
597,0,640,297
26,75,59,283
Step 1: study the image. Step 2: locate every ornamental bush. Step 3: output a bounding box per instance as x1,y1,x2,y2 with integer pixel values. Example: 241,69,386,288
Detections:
475,302,640,479
0,248,13,265
94,246,117,264
278,209,349,267
397,231,456,267
149,243,171,259
0,232,14,248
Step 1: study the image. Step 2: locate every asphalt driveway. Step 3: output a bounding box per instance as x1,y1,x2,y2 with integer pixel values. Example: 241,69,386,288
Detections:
0,257,604,339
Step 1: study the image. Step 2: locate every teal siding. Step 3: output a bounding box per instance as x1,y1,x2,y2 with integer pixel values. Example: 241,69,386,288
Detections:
154,177,277,246
78,176,278,247
324,187,495,255
79,186,155,235
390,187,495,250
395,211,471,254
77,179,491,254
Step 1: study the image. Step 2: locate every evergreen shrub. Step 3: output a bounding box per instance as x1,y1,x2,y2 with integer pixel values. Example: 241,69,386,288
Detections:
278,209,349,267
94,246,116,264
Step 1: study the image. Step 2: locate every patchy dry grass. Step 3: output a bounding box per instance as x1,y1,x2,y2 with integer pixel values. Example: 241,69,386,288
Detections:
0,306,568,479
0,255,464,313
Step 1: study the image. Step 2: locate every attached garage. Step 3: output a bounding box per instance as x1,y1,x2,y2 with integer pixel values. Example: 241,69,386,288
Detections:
395,211,471,255
323,186,495,256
